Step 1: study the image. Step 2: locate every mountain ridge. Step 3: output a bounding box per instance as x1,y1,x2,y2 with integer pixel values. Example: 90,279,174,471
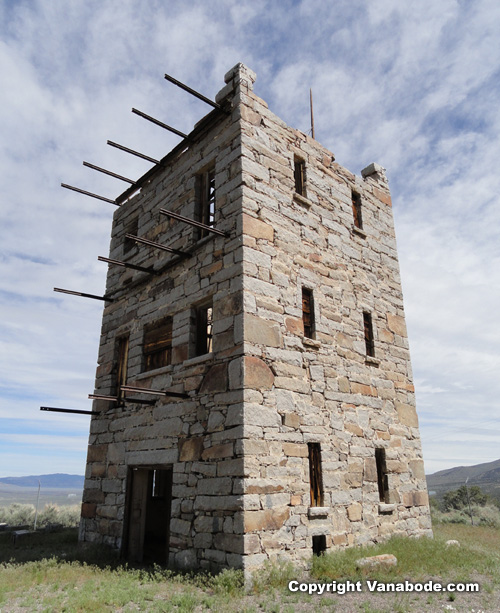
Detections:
0,473,84,489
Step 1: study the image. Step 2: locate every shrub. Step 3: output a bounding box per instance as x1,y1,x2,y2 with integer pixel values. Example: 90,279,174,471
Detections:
0,503,80,529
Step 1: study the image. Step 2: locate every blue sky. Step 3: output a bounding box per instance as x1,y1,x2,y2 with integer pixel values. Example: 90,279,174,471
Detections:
1,0,499,477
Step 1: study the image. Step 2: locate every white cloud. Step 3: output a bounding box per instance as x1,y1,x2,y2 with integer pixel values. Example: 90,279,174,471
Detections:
1,0,499,477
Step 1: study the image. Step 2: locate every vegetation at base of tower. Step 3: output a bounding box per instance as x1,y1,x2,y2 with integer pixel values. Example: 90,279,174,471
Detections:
0,524,499,612
429,485,500,528
0,503,80,528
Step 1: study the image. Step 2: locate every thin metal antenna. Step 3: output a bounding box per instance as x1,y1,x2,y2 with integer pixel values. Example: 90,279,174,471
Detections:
310,88,315,139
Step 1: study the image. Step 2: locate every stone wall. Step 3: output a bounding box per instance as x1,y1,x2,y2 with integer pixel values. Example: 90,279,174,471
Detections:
79,63,432,572
235,65,432,569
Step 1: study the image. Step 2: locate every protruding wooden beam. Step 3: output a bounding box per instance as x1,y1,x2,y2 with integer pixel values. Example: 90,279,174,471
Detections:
131,108,190,140
40,406,98,416
121,384,189,399
54,288,113,302
83,161,136,185
159,208,228,237
164,73,225,112
98,256,158,275
88,393,156,405
61,183,119,206
107,140,160,165
125,234,189,258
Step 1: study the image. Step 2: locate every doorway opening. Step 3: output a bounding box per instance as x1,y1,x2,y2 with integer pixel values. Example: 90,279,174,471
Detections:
124,466,172,564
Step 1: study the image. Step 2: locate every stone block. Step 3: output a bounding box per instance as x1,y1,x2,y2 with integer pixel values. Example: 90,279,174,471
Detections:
356,554,397,569
242,213,274,241
283,442,308,457
81,503,97,519
409,459,426,480
282,413,300,428
244,314,281,348
244,355,274,390
244,507,290,532
179,437,204,462
347,503,362,521
387,313,407,337
396,401,419,427
201,442,234,460
87,444,107,463
199,363,228,394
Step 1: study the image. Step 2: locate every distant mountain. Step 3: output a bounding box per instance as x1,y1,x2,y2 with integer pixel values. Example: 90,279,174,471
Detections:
0,474,84,489
427,459,500,499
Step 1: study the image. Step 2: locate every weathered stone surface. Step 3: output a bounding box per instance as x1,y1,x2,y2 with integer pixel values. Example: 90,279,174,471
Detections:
356,554,397,569
242,213,274,241
283,442,308,457
347,503,362,521
201,442,234,460
244,507,290,532
387,313,407,337
199,363,228,394
179,437,204,462
87,445,107,463
282,413,300,428
244,355,274,390
244,314,281,347
396,401,419,427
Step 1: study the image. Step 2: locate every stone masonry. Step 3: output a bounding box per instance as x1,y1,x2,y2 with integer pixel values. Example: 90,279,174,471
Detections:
79,63,432,572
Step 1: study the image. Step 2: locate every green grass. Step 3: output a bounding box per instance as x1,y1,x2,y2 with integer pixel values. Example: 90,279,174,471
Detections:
0,524,499,611
311,524,500,587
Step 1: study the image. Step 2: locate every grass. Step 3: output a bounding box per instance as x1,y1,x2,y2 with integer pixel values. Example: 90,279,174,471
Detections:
0,524,499,611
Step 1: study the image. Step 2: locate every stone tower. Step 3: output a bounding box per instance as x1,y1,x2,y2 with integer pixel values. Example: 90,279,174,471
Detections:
79,63,432,572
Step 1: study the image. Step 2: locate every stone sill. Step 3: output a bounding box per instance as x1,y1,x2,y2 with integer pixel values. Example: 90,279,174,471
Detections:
183,352,214,367
379,503,396,515
134,365,173,381
293,193,313,208
308,506,330,518
302,337,321,350
365,356,381,367
352,225,367,239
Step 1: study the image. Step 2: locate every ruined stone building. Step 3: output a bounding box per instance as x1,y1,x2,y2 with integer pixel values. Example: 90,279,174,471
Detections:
79,63,432,572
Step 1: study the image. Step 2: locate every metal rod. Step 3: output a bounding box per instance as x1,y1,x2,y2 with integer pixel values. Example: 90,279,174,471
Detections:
83,161,137,185
88,394,118,401
132,108,190,139
164,73,223,111
107,140,160,165
87,394,156,405
40,406,98,416
54,287,113,302
61,183,119,206
310,88,315,139
159,208,228,237
98,255,157,275
125,233,189,258
121,385,189,399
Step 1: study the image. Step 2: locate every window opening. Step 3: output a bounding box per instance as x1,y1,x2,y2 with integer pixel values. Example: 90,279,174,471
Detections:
352,190,363,229
308,442,324,507
363,312,375,357
196,167,215,239
124,218,139,254
312,534,327,556
194,303,213,356
294,158,305,196
375,448,389,503
302,287,314,339
116,335,129,405
143,317,173,371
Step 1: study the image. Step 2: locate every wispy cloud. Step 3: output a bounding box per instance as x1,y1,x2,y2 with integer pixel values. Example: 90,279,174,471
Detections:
1,0,499,476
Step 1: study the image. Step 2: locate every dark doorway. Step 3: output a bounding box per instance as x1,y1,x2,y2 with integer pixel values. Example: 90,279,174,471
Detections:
124,466,172,564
